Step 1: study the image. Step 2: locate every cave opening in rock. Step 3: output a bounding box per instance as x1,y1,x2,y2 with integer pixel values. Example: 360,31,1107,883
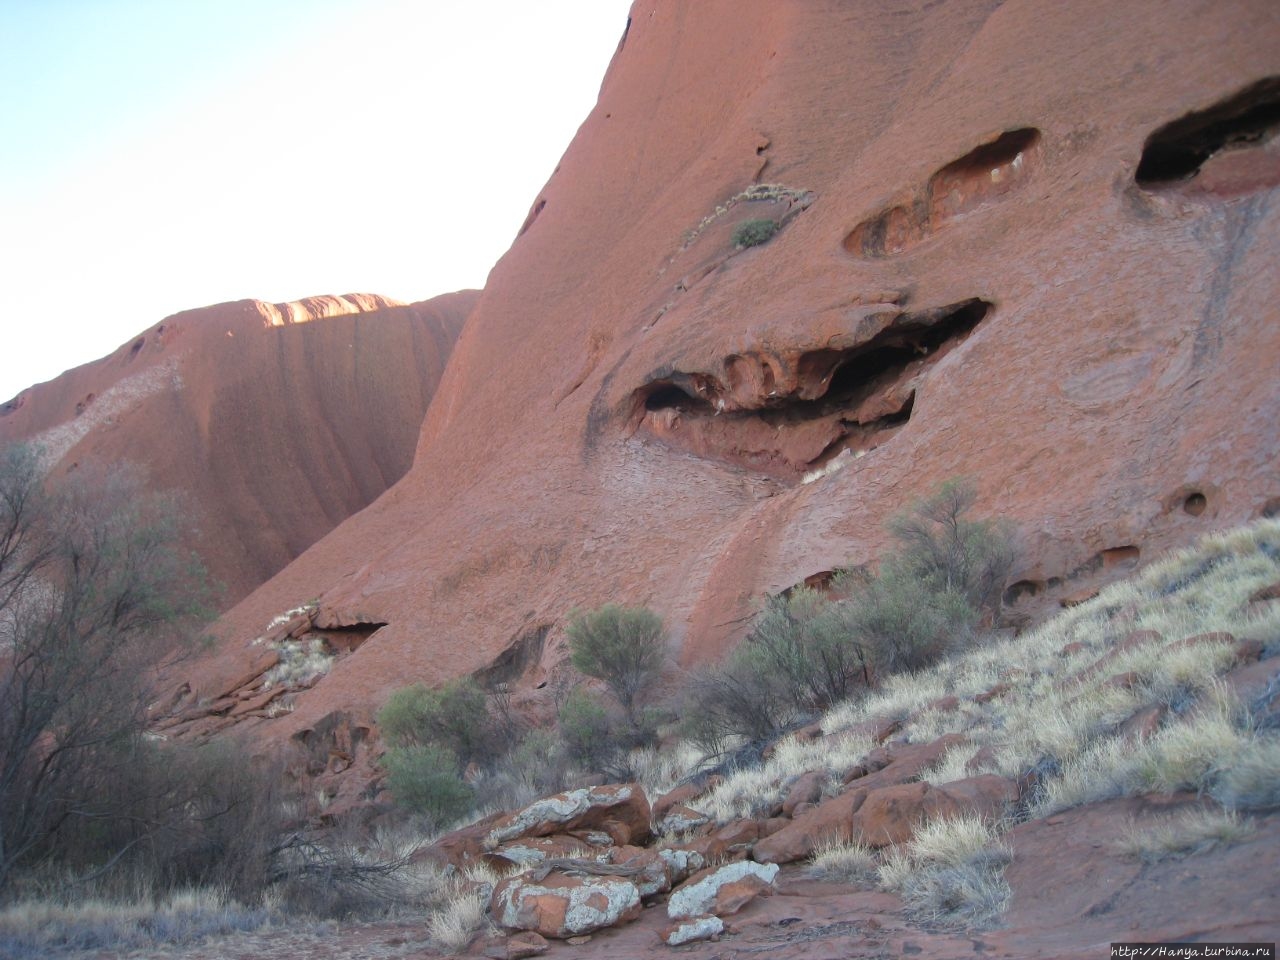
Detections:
644,382,709,413
633,298,991,479
1136,77,1280,185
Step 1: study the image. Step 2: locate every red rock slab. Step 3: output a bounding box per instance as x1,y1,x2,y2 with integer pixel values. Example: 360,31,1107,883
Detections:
756,734,967,863
781,770,826,817
849,781,963,848
488,784,652,847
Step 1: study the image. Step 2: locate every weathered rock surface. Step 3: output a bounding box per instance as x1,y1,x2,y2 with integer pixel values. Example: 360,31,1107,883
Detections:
0,290,475,608
487,785,652,848
490,870,642,939
667,861,779,920
659,914,723,946
148,2,1280,810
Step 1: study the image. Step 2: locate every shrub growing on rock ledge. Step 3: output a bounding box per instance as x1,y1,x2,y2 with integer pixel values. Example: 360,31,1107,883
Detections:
731,218,778,248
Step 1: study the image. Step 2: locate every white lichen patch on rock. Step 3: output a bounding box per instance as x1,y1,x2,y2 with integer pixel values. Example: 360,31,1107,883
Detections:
487,786,636,846
667,861,779,919
662,914,724,946
491,874,642,938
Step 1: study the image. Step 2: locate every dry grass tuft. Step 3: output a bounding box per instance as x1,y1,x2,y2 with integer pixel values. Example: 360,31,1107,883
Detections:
0,887,277,957
698,730,874,823
878,816,1012,929
1118,808,1255,863
428,885,492,952
1212,735,1280,812
809,838,878,885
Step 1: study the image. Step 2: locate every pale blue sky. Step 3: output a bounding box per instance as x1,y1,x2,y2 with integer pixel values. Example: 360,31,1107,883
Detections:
0,0,632,402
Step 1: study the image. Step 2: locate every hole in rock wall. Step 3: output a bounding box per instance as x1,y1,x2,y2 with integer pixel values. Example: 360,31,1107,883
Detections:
1261,497,1280,519
1136,77,1280,186
1003,579,1045,606
1100,545,1141,569
633,299,990,480
844,128,1041,257
477,625,551,689
1183,492,1208,516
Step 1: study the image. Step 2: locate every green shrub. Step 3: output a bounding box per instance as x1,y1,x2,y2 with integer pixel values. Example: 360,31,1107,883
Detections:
743,587,873,711
566,604,666,729
381,744,474,824
886,478,1016,616
679,648,795,753
838,567,977,673
558,687,618,772
378,678,497,768
731,218,778,248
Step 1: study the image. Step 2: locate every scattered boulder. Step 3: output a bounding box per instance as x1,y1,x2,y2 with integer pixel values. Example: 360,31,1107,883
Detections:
487,784,652,847
752,791,867,864
658,804,711,837
485,930,550,959
493,835,601,868
1118,704,1168,743
657,845,708,885
709,873,775,916
653,781,713,822
668,860,779,920
416,810,508,871
937,775,1019,822
609,846,672,898
490,870,642,939
711,818,760,852
1249,581,1280,604
850,781,963,848
660,914,724,946
781,770,826,817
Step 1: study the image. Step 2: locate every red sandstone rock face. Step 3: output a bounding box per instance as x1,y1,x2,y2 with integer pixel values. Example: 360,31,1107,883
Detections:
0,291,475,607
149,0,1279,760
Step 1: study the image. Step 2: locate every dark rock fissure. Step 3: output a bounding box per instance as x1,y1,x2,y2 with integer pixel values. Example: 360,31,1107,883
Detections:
632,299,990,479
1136,76,1280,185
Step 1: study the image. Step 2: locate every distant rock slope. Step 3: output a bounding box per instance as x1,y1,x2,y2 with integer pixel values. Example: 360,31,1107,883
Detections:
157,0,1279,759
0,290,476,606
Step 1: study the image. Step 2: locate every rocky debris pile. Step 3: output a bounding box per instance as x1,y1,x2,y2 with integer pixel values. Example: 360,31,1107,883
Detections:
425,730,1021,952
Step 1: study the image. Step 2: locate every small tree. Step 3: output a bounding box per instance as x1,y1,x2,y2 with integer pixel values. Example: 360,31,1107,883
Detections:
885,478,1016,616
0,444,211,892
565,604,666,731
745,586,873,711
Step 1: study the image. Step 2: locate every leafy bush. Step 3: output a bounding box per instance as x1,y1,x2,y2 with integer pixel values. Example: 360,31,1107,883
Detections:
731,218,778,248
743,586,873,710
558,687,618,772
378,678,499,769
381,744,474,824
679,479,1013,748
886,478,1016,616
679,649,795,754
566,604,666,731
